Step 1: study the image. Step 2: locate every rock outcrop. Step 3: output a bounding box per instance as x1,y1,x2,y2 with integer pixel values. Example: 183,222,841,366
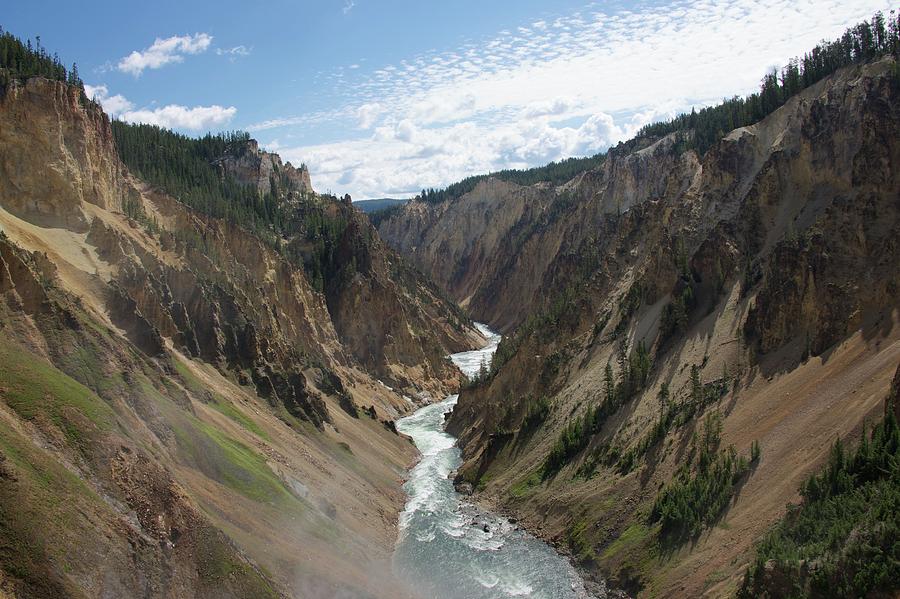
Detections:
0,77,125,231
216,138,313,197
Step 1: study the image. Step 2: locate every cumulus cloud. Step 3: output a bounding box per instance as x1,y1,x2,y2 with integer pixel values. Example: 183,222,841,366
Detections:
121,104,237,130
118,33,213,76
356,102,383,129
84,84,134,115
522,97,581,119
250,0,895,197
84,83,236,130
278,108,637,198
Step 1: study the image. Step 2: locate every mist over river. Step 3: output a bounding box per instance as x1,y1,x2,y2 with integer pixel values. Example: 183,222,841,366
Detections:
393,324,603,599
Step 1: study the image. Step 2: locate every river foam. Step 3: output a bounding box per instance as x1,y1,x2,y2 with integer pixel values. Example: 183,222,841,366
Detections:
393,323,601,599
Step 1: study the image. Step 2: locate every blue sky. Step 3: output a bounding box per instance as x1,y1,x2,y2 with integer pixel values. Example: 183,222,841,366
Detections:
4,0,893,198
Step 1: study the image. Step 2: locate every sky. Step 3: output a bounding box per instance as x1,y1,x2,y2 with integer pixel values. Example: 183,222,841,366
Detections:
3,0,893,199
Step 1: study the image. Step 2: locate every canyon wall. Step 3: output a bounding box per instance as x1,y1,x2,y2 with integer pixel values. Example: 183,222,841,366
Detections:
379,57,900,597
0,74,475,598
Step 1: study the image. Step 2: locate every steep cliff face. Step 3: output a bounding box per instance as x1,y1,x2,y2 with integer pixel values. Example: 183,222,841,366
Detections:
0,77,126,231
320,206,474,391
0,75,472,599
379,134,697,332
217,138,313,197
382,58,900,596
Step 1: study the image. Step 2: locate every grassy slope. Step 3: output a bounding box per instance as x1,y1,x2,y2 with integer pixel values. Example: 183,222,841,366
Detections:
0,337,281,597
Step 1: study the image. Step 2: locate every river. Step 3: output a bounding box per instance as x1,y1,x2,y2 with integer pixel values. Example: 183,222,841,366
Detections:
393,323,601,599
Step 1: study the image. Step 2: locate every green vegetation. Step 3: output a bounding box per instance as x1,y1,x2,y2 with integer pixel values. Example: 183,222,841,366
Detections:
658,239,697,343
285,203,357,294
544,412,591,477
353,198,409,213
484,331,522,378
591,310,612,341
566,518,597,564
208,397,269,440
509,470,542,499
122,194,162,235
576,367,732,479
417,154,606,206
615,282,646,337
649,412,753,542
0,340,115,450
601,522,654,561
170,410,289,504
0,340,115,595
543,343,654,477
173,357,270,440
111,120,360,292
111,123,286,234
0,423,103,596
0,28,82,93
194,527,280,599
366,202,406,228
539,349,567,387
467,287,582,392
739,408,900,599
55,339,127,399
461,356,492,389
639,11,900,155
521,396,551,433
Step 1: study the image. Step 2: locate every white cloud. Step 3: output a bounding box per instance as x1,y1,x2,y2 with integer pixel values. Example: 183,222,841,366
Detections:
84,84,134,115
121,104,237,130
84,83,236,130
216,45,251,59
118,33,213,76
277,108,640,198
522,97,580,119
343,0,355,15
216,1,899,197
356,102,383,129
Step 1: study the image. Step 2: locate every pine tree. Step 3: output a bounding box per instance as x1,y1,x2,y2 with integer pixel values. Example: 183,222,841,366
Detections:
690,365,703,408
658,382,670,418
604,362,615,405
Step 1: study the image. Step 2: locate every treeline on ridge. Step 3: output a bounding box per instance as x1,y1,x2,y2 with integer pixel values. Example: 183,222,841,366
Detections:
0,27,84,94
111,123,286,235
1,23,364,296
416,153,606,206
396,10,900,209
112,121,359,293
639,10,900,154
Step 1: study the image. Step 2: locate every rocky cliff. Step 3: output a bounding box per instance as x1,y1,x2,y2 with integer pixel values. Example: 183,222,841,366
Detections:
379,132,697,333
380,57,900,596
0,77,126,232
0,73,474,598
216,138,313,198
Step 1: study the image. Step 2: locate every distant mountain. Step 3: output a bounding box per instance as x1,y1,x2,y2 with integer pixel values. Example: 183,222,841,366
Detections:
353,198,410,213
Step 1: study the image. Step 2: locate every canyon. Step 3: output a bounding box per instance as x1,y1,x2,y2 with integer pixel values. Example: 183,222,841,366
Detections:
0,17,898,599
0,73,477,598
379,56,900,597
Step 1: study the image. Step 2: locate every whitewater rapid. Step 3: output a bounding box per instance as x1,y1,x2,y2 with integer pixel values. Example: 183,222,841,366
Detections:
393,323,600,599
